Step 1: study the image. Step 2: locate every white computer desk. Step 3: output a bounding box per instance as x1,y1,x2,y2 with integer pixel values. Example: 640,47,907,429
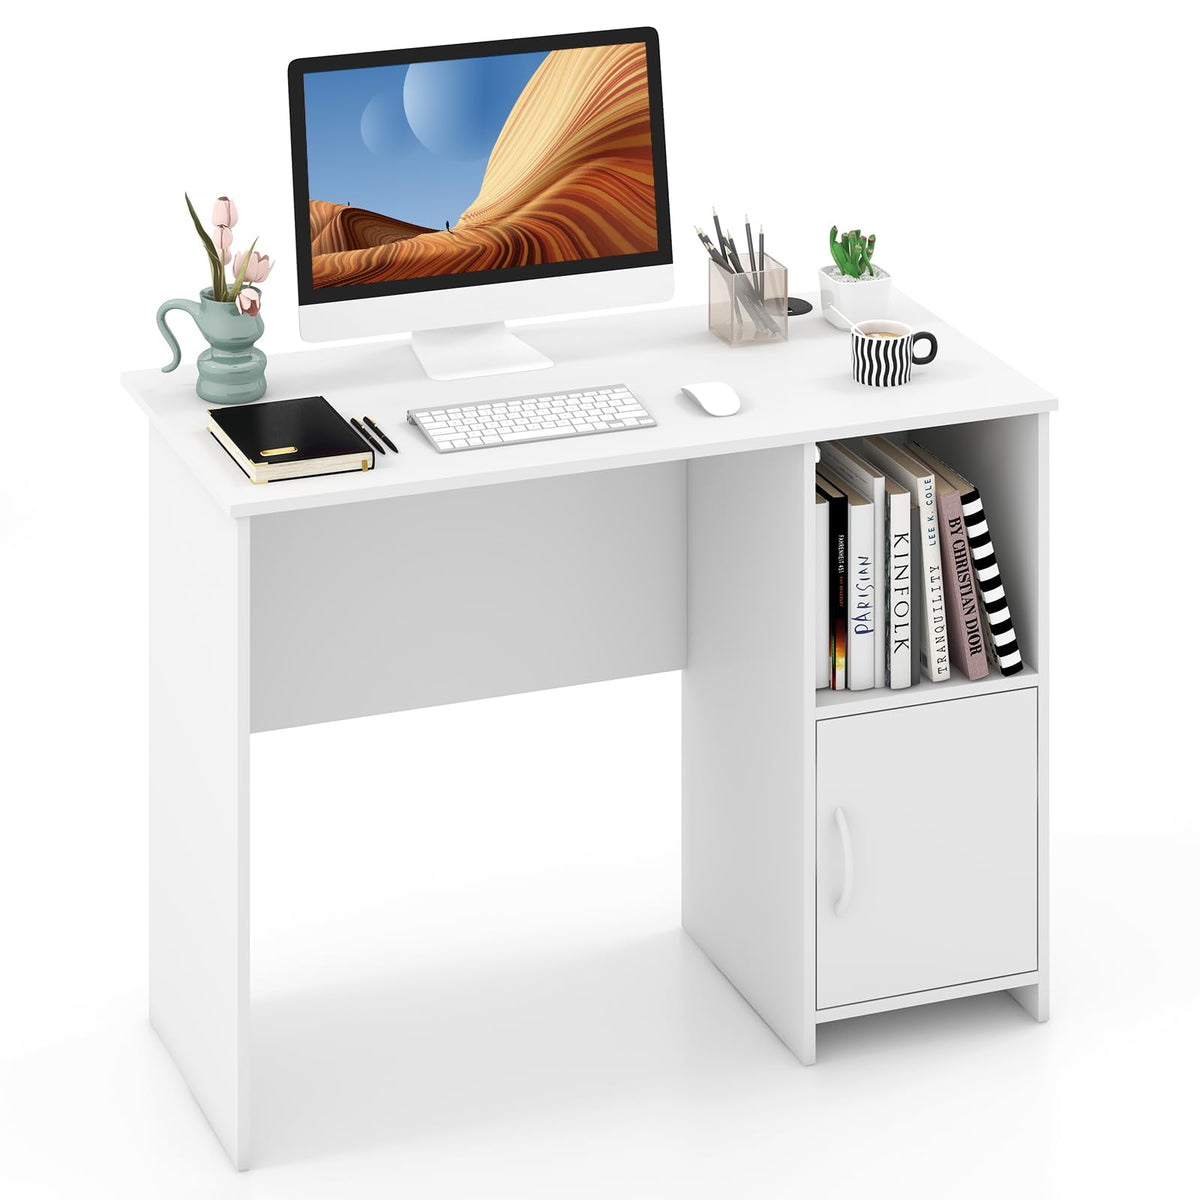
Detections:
122,294,1056,1168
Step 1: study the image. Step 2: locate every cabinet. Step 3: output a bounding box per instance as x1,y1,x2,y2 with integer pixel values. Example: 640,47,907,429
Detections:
816,690,1038,1010
684,406,1051,1063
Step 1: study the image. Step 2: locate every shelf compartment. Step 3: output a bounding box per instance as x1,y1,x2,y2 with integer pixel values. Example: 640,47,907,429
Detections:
814,412,1045,718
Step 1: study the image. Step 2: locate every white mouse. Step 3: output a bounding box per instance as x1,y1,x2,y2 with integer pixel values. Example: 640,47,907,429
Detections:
681,381,741,417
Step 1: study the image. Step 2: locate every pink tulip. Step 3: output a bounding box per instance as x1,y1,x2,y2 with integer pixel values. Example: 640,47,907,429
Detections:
234,250,273,283
213,224,233,252
236,288,261,317
212,196,238,228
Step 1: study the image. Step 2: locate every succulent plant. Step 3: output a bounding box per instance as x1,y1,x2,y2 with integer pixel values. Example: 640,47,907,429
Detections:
829,226,876,278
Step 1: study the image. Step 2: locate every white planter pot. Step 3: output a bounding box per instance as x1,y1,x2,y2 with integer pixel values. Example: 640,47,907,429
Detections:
818,265,893,329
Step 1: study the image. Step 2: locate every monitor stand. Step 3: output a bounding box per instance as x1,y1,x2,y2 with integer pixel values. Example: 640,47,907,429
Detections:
410,322,553,381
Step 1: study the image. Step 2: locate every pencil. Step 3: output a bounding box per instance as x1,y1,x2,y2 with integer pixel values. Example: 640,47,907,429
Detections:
745,215,757,275
695,225,725,265
758,224,766,301
712,206,729,265
724,234,745,274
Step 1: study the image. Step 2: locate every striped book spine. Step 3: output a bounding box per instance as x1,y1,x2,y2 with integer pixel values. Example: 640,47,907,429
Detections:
961,488,1023,676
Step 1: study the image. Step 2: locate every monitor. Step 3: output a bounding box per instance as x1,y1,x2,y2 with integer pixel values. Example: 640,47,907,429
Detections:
288,27,672,380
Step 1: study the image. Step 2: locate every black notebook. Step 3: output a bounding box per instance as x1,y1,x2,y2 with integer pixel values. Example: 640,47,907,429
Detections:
207,396,374,483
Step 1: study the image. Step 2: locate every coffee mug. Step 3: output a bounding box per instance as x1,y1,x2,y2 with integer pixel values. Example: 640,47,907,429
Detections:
850,319,938,387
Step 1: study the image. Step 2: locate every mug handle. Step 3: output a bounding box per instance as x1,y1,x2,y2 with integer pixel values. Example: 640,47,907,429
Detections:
912,331,938,365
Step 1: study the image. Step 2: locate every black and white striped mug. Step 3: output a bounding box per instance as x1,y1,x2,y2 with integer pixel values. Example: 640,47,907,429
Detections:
850,319,938,386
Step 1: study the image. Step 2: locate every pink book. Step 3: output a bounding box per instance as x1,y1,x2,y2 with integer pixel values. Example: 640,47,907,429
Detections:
907,446,989,681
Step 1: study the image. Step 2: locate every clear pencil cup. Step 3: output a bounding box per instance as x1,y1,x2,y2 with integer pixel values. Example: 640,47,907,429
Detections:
708,253,788,346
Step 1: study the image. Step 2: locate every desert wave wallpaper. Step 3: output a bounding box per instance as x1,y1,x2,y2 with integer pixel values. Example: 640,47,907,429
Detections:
308,43,658,287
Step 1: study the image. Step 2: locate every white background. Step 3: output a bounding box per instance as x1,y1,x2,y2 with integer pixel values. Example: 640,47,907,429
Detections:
2,0,1197,1195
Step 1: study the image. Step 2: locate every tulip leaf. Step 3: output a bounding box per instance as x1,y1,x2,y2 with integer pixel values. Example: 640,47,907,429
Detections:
186,192,227,301
229,237,259,302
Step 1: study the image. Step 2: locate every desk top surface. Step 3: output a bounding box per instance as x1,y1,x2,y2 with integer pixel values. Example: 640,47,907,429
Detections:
122,292,1056,518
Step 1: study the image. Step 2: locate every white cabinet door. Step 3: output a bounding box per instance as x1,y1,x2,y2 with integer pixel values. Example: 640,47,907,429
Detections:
817,689,1038,1010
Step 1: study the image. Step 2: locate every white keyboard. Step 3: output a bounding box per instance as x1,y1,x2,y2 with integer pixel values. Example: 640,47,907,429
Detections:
407,384,656,453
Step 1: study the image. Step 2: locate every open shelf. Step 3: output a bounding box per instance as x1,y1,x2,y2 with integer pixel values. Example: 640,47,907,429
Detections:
815,665,1038,720
814,413,1044,723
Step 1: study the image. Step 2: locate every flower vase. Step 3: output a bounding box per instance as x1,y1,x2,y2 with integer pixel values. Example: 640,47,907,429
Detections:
156,287,267,404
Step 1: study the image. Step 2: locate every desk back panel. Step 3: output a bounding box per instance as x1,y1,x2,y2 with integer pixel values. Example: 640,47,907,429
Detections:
249,462,686,732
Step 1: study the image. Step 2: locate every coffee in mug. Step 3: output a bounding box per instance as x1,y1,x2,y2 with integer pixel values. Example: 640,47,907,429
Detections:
850,319,938,386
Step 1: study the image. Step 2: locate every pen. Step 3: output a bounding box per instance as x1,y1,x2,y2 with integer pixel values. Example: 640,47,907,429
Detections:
364,415,398,453
712,206,729,265
351,416,385,455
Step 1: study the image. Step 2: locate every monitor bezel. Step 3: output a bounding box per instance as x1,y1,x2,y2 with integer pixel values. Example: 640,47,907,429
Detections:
288,26,671,308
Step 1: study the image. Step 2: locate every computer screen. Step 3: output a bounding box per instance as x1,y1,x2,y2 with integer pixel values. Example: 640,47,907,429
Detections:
289,28,671,306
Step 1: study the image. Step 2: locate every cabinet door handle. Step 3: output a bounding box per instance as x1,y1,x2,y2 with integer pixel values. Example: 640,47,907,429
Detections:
834,807,854,917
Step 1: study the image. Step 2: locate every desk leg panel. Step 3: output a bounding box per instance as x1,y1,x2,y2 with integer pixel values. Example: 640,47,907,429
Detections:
682,446,816,1062
148,431,250,1168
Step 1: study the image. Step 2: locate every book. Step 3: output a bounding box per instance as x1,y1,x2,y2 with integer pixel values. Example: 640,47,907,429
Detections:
857,436,950,682
819,442,886,687
906,443,1024,677
815,472,847,689
207,395,374,484
818,465,875,691
816,491,831,689
882,475,913,689
903,443,989,681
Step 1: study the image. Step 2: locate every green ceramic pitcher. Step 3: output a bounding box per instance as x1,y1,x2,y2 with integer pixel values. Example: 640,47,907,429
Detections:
157,287,267,404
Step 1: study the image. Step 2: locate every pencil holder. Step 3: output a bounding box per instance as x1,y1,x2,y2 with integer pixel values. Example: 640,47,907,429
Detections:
708,253,788,346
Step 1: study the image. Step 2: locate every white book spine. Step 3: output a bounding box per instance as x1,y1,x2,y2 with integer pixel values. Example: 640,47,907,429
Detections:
857,439,951,683
912,469,950,681
816,497,830,688
886,489,913,689
846,499,875,691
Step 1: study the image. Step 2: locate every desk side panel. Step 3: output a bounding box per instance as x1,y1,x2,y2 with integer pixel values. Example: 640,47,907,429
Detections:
250,463,686,732
148,431,250,1168
682,446,815,1061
